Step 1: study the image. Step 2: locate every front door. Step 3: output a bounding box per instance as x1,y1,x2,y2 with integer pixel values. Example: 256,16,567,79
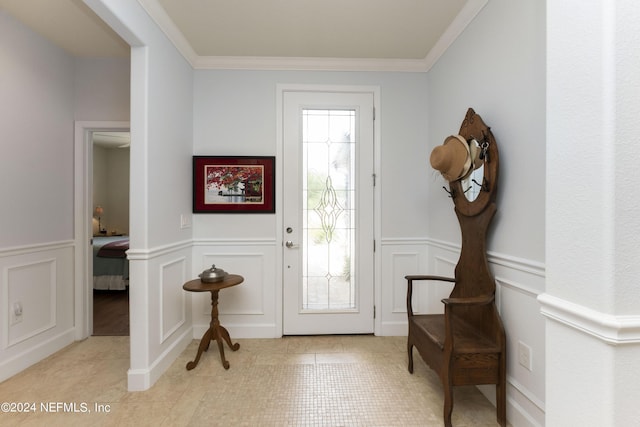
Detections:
282,90,375,335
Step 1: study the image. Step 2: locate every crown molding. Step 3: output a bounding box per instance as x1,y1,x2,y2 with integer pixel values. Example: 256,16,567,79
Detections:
139,0,488,72
423,0,488,72
137,0,198,65
192,56,429,72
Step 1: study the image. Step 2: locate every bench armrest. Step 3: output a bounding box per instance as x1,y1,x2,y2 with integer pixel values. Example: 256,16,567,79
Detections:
406,275,456,316
405,275,455,282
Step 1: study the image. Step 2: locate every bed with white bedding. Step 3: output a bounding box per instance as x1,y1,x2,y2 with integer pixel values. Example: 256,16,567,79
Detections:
93,236,129,290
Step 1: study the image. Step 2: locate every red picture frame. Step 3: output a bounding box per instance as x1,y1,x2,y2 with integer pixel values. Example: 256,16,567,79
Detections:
193,156,275,213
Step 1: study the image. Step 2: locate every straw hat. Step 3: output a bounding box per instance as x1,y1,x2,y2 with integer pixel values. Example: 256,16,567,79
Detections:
430,135,472,182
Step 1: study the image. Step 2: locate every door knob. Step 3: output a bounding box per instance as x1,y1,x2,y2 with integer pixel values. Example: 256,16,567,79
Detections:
285,240,297,248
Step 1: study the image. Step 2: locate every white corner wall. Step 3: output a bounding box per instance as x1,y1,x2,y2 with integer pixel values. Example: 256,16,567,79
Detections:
86,0,195,391
543,0,640,425
425,1,546,426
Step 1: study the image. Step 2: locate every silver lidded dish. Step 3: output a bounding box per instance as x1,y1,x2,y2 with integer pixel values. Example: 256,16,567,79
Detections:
199,264,228,283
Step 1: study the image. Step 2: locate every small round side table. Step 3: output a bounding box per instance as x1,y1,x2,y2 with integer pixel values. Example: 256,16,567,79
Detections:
183,274,244,370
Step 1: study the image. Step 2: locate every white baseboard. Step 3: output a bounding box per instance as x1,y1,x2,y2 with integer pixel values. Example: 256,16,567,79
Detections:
0,328,75,383
378,321,408,337
192,323,281,340
127,327,192,391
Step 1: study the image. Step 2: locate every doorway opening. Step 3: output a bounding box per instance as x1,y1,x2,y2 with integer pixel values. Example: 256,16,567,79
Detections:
73,121,130,340
91,131,130,336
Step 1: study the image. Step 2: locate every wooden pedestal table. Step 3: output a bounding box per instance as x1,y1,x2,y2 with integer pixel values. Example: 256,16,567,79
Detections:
183,274,243,370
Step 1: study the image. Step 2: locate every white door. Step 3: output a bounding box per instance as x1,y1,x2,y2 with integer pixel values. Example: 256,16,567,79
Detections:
283,90,375,335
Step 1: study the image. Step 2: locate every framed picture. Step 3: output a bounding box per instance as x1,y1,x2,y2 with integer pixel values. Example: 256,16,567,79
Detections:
193,156,275,213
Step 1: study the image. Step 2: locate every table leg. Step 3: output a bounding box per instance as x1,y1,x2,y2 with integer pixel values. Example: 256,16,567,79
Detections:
186,327,213,370
219,325,240,351
185,289,240,371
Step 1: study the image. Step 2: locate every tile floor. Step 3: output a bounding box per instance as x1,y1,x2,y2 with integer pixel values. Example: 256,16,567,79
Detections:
0,335,503,426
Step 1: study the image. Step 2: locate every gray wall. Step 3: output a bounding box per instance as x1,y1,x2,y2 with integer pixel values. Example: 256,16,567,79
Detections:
0,10,130,381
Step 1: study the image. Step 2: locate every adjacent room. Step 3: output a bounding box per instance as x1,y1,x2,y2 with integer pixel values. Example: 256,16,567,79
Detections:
92,132,130,336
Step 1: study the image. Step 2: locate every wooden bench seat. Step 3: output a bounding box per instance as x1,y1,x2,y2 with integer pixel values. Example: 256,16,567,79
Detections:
412,314,500,354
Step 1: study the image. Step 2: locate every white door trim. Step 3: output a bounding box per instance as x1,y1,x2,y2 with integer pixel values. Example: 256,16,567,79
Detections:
73,120,130,340
276,84,381,336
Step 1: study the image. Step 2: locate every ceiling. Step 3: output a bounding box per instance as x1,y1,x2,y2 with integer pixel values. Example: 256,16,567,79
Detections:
0,0,483,71
93,132,130,149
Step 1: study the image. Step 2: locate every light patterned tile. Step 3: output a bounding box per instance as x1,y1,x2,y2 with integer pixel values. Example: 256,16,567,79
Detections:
285,335,345,353
315,352,364,364
254,352,316,365
1,335,506,426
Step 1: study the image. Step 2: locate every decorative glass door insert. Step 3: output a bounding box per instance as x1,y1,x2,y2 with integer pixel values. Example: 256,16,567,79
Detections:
302,109,356,311
282,89,374,335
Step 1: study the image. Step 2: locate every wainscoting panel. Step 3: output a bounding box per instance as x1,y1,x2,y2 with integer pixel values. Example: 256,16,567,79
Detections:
127,241,193,391
379,239,429,336
427,255,457,313
201,253,265,316
6,258,56,347
160,257,186,343
490,254,546,427
192,240,278,338
0,241,75,383
390,252,419,313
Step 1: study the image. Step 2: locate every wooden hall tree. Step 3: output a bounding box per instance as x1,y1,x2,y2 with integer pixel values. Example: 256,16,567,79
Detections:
406,108,506,426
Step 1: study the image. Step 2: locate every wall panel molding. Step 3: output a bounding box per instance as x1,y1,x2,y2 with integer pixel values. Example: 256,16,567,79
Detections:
380,237,431,246
4,258,57,347
424,237,545,277
200,252,266,316
0,240,74,257
159,257,187,343
190,240,278,338
0,241,74,382
193,238,276,247
390,252,420,314
496,276,539,299
127,239,193,260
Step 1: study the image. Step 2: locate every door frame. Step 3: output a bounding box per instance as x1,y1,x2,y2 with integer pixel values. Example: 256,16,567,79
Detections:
276,84,381,336
74,120,130,340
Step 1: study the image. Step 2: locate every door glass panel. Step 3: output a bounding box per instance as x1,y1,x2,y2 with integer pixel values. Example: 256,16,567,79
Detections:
302,109,356,311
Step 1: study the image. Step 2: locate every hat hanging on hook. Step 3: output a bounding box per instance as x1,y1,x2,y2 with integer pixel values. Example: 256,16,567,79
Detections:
430,135,472,182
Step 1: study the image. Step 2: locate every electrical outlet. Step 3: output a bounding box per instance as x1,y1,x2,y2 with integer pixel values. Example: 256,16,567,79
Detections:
180,214,191,229
518,340,532,371
11,302,23,325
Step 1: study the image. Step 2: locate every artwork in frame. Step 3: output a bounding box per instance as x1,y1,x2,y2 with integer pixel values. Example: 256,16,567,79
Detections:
193,156,275,213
